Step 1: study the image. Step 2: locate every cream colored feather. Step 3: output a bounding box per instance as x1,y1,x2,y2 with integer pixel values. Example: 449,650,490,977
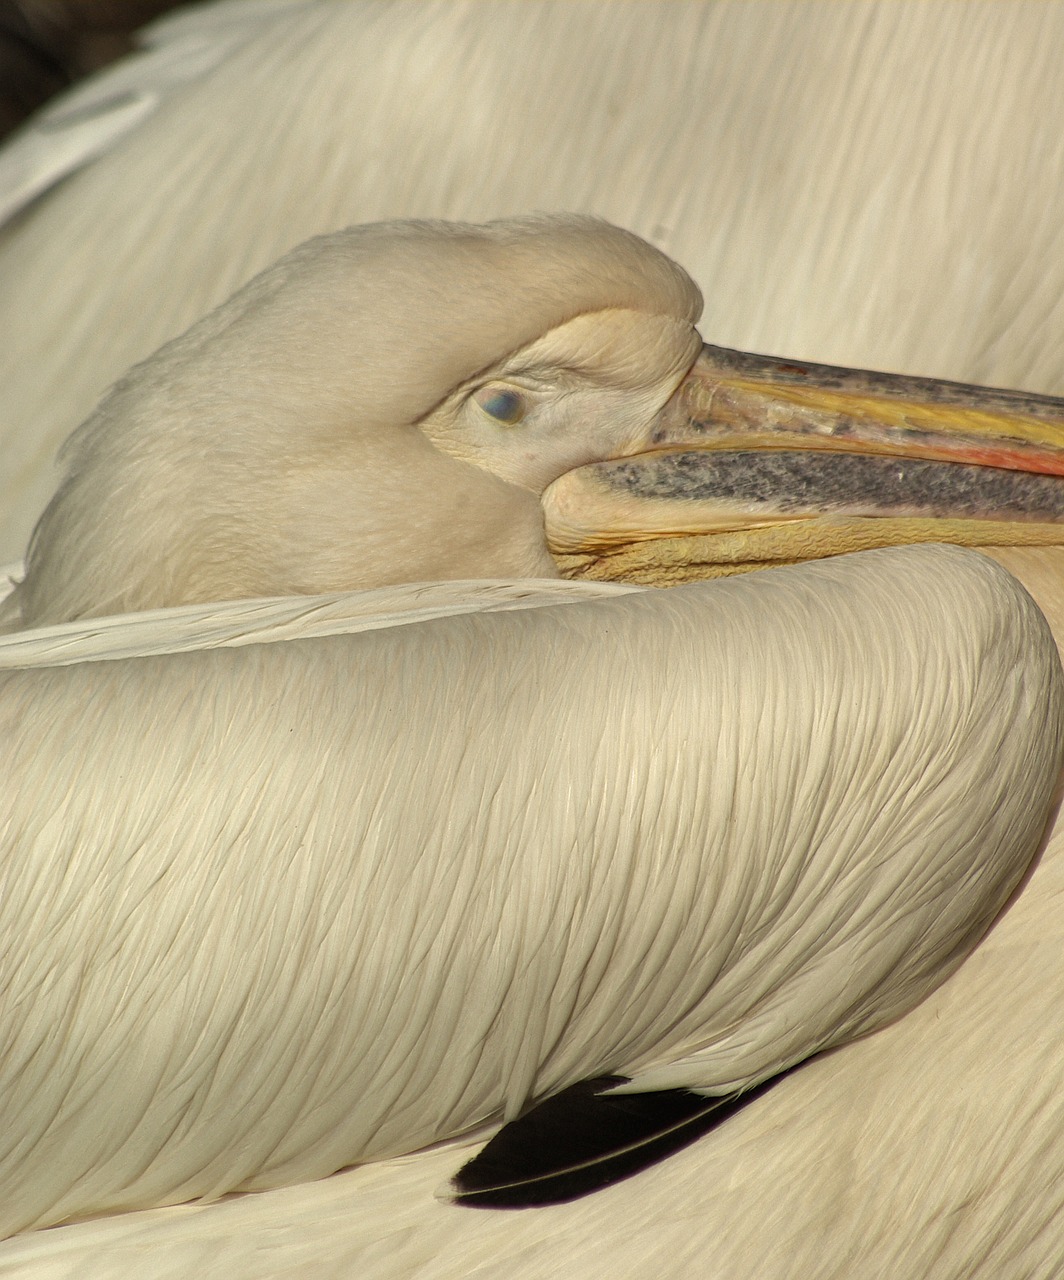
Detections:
0,544,1059,1239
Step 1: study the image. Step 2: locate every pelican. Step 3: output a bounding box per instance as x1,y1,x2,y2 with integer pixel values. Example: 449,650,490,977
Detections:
3,2,1064,1274
1,214,1064,1275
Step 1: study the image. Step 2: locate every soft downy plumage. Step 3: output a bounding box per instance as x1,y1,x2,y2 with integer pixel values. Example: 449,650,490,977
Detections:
1,215,700,627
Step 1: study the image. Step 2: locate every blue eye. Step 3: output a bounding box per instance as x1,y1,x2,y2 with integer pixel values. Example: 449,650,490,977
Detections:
474,386,527,424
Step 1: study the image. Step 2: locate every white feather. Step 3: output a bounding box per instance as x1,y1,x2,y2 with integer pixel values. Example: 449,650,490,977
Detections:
0,545,1058,1242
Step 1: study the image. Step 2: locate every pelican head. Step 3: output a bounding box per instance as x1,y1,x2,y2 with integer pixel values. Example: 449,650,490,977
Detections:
4,216,703,625
5,211,1064,629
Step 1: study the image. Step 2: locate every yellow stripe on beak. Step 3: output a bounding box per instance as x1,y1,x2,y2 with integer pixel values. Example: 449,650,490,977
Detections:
546,345,1064,578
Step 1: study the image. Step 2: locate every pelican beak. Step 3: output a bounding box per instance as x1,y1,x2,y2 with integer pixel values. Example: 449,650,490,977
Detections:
545,345,1064,582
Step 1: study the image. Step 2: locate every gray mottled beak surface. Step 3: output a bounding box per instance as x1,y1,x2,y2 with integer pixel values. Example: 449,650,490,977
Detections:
546,345,1064,576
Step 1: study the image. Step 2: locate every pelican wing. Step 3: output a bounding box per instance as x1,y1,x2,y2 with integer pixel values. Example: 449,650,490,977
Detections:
1,545,1059,1236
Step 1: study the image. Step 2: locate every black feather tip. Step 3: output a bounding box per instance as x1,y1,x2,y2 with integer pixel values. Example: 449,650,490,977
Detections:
448,1068,794,1209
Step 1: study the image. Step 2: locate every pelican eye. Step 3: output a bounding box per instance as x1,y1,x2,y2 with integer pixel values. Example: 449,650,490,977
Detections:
474,386,527,425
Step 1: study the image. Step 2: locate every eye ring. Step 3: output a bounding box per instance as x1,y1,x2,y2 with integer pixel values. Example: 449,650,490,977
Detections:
473,385,527,425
